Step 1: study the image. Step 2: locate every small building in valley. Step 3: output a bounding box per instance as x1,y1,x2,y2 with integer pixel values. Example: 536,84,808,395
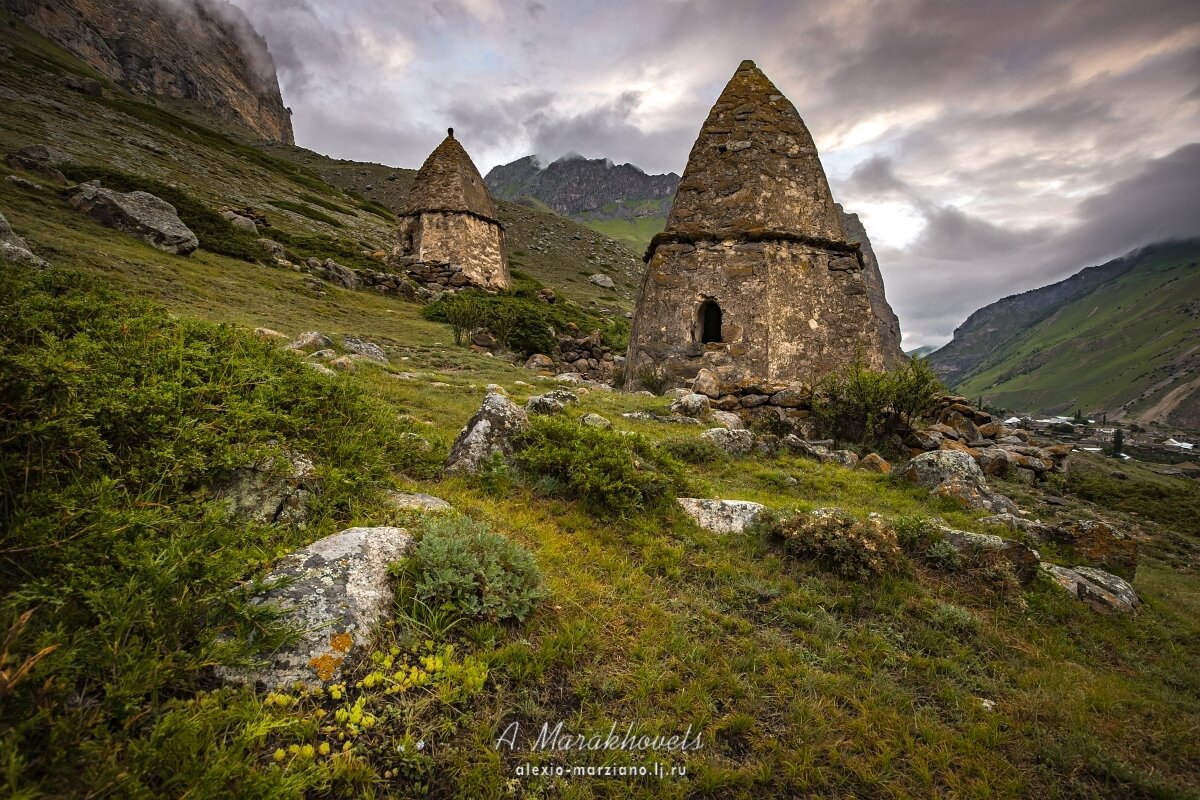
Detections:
395,128,510,291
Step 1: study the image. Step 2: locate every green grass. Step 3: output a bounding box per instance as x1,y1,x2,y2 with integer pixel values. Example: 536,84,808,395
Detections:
583,215,666,255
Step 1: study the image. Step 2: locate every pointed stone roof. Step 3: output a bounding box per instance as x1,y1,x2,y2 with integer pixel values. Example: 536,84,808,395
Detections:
401,128,500,222
664,60,847,242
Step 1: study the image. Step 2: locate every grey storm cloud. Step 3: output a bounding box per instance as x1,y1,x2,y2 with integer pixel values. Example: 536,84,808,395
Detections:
227,0,1200,348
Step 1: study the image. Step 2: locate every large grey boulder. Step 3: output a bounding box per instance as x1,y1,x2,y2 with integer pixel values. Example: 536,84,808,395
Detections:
1042,564,1139,614
217,526,412,688
214,447,317,525
902,450,1018,514
319,258,358,289
445,393,530,474
677,498,765,534
0,211,48,268
587,273,615,289
69,181,199,255
700,428,756,456
525,395,565,415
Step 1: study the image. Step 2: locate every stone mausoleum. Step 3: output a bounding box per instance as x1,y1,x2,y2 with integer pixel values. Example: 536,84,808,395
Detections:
395,128,510,291
625,60,896,390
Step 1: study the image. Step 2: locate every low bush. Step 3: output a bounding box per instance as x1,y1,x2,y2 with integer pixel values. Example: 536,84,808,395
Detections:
514,415,683,518
405,515,543,623
660,437,726,465
812,356,942,450
755,509,903,580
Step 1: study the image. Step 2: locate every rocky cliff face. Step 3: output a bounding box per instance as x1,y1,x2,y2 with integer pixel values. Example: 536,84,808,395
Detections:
2,0,293,144
836,204,905,369
485,154,678,218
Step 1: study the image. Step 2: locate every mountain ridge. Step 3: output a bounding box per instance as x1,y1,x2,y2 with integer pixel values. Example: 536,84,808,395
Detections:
928,239,1200,426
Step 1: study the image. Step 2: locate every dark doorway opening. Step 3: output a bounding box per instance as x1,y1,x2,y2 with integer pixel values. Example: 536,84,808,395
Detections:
699,300,723,343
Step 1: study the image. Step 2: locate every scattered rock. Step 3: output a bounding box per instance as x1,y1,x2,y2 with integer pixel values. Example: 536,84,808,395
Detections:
253,327,289,342
1042,564,1139,614
670,393,711,417
824,449,860,468
525,353,555,371
222,210,259,234
4,145,70,184
587,273,615,289
543,389,579,405
857,453,892,473
214,447,317,525
0,211,48,268
580,413,612,429
328,356,355,372
342,337,388,363
677,497,766,534
288,331,335,352
902,450,1018,514
445,393,530,474
4,175,44,192
385,492,453,514
709,410,745,430
486,383,507,396
937,526,1040,585
308,363,337,377
216,526,412,688
700,428,756,457
1047,519,1138,577
69,181,198,255
526,395,565,415
691,368,721,399
318,258,358,289
309,349,336,360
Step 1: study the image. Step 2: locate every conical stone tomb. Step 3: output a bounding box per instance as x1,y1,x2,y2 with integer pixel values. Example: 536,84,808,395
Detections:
395,128,510,290
625,60,893,390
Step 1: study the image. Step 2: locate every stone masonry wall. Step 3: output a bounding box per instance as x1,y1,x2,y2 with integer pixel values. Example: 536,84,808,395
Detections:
397,211,508,291
626,238,884,389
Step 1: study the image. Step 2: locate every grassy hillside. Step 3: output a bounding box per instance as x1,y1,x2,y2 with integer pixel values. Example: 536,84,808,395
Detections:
951,241,1200,426
2,14,1200,799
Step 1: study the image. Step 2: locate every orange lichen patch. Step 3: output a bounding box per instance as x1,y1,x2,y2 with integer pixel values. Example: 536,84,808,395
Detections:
329,632,353,653
308,652,344,682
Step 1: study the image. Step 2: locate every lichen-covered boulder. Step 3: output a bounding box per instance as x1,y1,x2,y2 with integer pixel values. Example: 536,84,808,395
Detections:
445,393,530,474
525,395,565,416
214,447,317,525
903,450,1018,514
709,410,745,430
385,491,453,514
938,527,1041,585
1042,564,1139,614
670,393,710,417
587,273,615,288
217,526,412,688
700,428,756,456
580,413,613,429
677,498,765,534
1047,519,1138,578
69,181,198,255
343,337,388,363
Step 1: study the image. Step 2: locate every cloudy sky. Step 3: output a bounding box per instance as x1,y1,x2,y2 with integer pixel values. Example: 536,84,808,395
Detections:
230,0,1200,348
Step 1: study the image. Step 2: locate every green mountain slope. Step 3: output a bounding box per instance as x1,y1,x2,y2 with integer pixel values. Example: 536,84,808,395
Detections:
941,241,1200,425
